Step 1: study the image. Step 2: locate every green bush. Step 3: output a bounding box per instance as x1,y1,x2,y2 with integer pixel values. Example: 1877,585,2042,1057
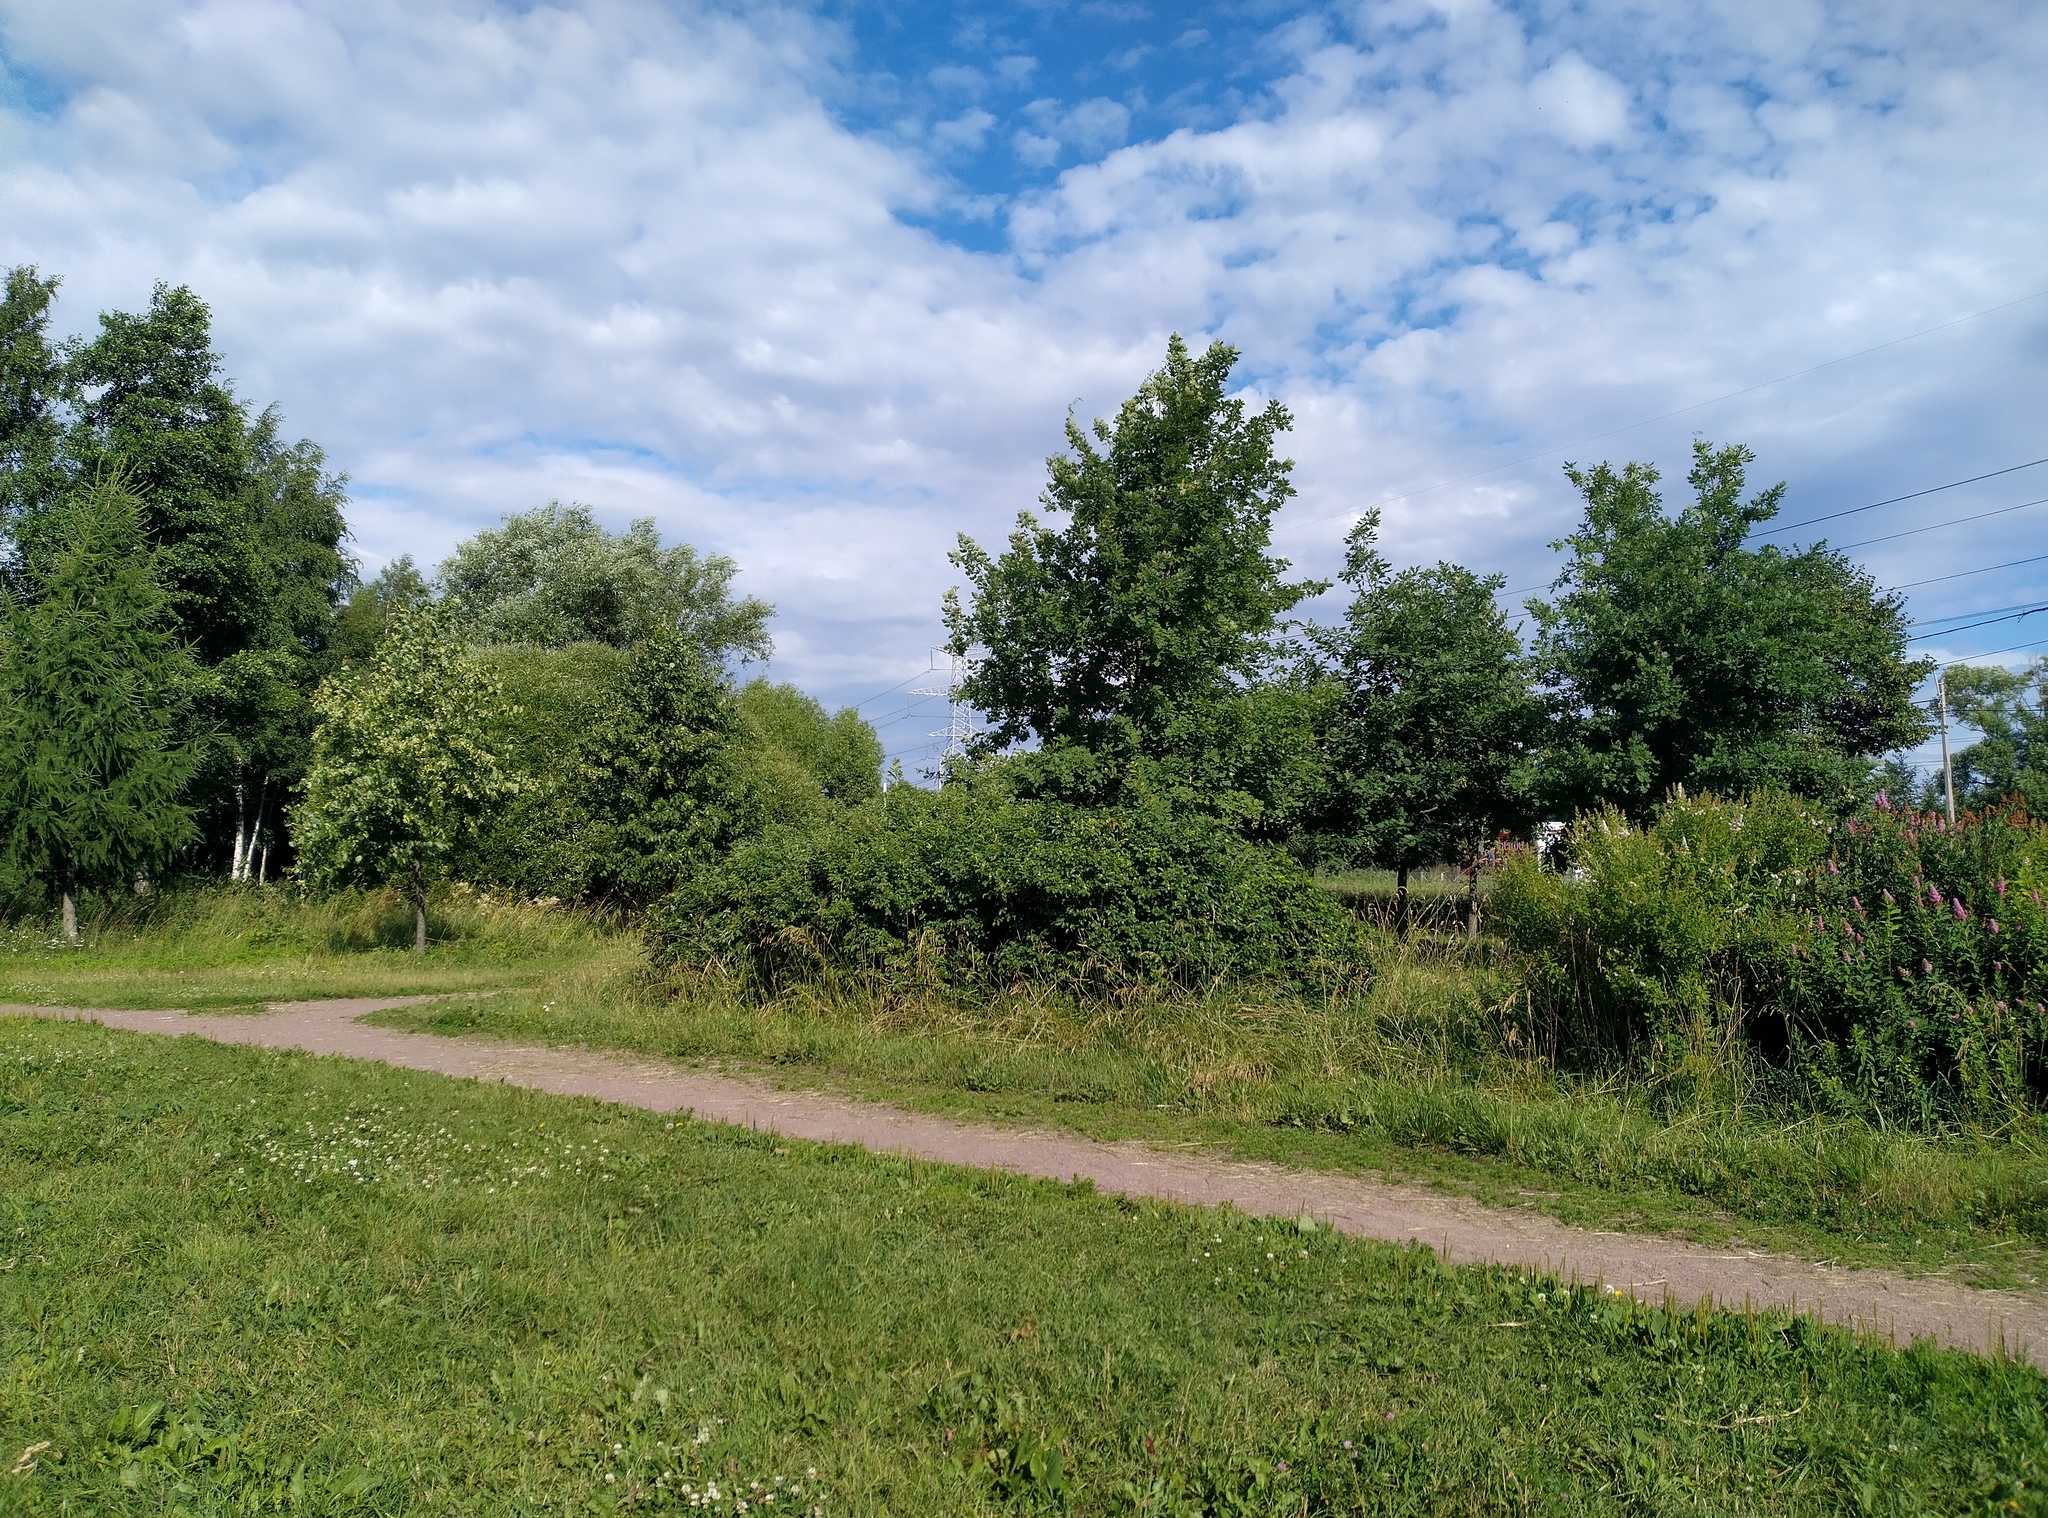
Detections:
1788,796,2048,1124
1493,789,2048,1125
1491,790,1824,1094
647,783,1368,997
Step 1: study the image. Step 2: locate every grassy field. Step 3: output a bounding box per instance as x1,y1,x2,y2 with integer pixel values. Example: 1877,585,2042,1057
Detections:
3,1015,2045,1516
0,886,608,1011
10,886,2048,1290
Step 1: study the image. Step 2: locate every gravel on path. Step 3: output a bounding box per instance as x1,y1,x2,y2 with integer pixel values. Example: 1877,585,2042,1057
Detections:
8,995,2045,1370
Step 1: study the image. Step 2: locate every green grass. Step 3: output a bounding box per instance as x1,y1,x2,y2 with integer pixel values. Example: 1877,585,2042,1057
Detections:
370,947,2048,1290
14,887,2048,1291
2,1017,2044,1516
0,884,608,1010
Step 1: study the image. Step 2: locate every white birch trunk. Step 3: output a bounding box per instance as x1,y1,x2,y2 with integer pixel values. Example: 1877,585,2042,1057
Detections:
230,780,248,882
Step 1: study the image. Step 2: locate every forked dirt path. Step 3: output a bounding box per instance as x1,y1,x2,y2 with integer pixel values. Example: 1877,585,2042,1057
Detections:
8,995,2047,1370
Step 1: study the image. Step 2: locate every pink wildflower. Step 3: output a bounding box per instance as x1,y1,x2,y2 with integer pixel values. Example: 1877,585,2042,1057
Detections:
1953,899,1968,920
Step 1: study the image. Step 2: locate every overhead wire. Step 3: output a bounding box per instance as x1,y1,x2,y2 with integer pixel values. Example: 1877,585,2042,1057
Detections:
1906,603,2048,643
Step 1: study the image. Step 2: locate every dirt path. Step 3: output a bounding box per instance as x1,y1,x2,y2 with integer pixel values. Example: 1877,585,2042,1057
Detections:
9,995,2047,1370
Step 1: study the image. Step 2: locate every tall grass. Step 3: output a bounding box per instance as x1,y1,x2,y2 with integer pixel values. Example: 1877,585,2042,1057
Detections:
385,926,2048,1270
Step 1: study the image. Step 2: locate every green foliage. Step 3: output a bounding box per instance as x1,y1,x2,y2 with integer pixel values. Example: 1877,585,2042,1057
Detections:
1309,509,1542,871
292,606,522,914
649,781,1367,997
1948,658,2048,812
1495,789,2048,1125
331,554,432,663
735,678,884,806
0,478,198,910
61,282,268,665
0,266,65,566
1528,441,1930,818
568,630,757,905
440,500,772,660
1787,796,2048,1125
944,335,1321,761
1492,791,1828,1090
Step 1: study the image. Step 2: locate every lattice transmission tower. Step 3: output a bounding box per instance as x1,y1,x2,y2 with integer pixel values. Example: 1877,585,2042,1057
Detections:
911,650,979,766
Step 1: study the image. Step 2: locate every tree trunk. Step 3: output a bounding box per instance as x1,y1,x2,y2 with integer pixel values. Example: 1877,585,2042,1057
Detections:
1395,863,1410,940
245,780,268,886
413,866,428,953
1464,864,1480,941
61,861,79,945
230,779,247,881
257,842,269,885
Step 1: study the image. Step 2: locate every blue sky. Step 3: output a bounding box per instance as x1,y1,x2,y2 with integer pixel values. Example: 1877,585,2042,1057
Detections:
2,0,2045,770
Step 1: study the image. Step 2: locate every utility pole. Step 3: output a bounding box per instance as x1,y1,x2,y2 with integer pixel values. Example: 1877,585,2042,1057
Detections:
1937,671,1956,823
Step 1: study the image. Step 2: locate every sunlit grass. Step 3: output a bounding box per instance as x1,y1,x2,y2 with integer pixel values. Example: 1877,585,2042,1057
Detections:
3,1018,2043,1514
378,934,2048,1286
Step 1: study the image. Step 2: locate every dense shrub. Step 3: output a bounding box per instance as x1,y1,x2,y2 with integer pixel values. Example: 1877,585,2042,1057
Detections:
646,783,1368,997
1491,790,1824,1087
1790,797,2048,1124
1493,790,2048,1124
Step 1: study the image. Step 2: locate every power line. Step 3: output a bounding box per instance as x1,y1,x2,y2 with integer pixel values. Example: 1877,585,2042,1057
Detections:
1755,456,2048,539
1939,639,2047,668
1906,603,2048,644
1833,494,2048,552
1910,598,2048,630
1891,550,2048,592
1494,480,2048,601
1288,285,2048,532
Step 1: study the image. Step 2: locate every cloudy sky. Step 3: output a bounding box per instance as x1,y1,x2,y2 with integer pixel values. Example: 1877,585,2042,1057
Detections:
4,0,2044,766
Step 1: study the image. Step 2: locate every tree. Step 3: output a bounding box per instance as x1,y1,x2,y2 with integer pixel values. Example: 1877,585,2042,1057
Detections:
0,478,196,941
1527,441,1929,818
735,679,884,805
944,335,1321,761
0,266,65,579
1310,511,1543,930
293,606,521,950
332,555,432,663
1947,659,2048,811
440,502,772,660
570,631,756,905
63,283,263,665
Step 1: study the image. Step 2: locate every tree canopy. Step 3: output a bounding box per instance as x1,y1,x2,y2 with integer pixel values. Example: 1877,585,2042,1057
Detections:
1948,659,2047,812
1527,441,1929,818
292,606,522,948
0,477,197,938
944,335,1320,760
1311,510,1542,875
440,501,773,661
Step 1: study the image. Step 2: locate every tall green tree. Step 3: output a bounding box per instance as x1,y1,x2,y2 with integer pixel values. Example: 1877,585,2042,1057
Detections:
1528,441,1929,817
0,267,65,579
63,283,263,664
944,335,1321,762
571,631,755,905
0,478,197,941
1310,511,1543,926
293,607,521,950
440,502,772,660
1947,659,2047,811
5,272,356,876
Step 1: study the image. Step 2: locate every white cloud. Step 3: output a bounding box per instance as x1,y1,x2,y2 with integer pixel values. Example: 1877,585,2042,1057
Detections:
1527,52,1629,148
2,0,2045,751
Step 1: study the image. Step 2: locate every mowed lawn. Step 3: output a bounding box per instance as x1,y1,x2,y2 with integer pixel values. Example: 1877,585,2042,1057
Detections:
1,1018,2044,1516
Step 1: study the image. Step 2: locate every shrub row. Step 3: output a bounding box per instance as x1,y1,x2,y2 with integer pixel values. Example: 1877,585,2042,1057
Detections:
647,782,1368,998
